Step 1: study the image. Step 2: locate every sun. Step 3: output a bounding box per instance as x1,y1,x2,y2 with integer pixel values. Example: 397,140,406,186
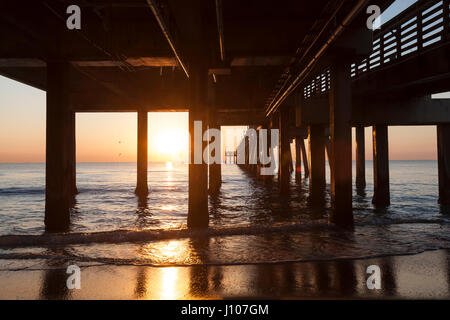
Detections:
148,112,189,162
154,129,188,156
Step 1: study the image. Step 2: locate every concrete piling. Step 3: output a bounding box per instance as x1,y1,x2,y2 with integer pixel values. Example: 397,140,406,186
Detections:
135,109,148,196
308,125,326,204
45,61,73,232
372,125,390,207
187,65,209,228
355,126,366,188
329,62,353,226
437,124,450,205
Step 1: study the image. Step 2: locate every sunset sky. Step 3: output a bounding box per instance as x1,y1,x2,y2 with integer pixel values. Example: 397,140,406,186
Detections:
0,72,443,163
0,0,448,163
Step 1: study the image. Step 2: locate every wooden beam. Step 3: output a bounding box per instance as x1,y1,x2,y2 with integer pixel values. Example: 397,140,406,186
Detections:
216,110,265,126
146,0,189,77
353,43,450,98
230,56,292,67
302,95,450,126
353,96,450,126
0,68,46,90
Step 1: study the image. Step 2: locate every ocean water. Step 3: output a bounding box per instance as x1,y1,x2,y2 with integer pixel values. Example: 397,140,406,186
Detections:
1,161,450,267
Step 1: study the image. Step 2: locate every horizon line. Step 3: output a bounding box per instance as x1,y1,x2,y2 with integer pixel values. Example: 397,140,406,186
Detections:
0,159,439,164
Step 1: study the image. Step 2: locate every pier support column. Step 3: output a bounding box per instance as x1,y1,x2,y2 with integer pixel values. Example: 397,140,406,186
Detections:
355,126,366,188
69,111,78,197
308,125,326,204
300,138,309,178
325,137,333,175
249,125,257,174
245,135,249,167
279,108,291,194
372,125,390,207
295,97,309,179
295,137,302,179
288,139,294,174
254,126,260,175
208,108,221,194
329,62,353,226
437,124,450,205
135,109,148,196
188,65,209,228
256,128,262,178
261,123,274,180
45,61,73,232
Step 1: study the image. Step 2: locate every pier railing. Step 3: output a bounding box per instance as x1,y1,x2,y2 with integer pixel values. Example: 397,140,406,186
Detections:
303,0,450,100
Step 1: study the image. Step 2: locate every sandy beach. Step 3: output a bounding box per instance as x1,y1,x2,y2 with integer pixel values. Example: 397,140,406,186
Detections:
1,249,449,299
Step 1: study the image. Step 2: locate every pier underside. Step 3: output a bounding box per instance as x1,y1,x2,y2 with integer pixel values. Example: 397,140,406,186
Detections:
1,0,450,231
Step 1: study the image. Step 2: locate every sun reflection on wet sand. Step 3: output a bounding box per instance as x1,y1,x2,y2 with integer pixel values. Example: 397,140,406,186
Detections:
160,267,179,299
1,250,450,299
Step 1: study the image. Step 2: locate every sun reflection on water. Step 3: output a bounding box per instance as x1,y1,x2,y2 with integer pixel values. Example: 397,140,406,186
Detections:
164,240,183,259
139,240,187,262
161,205,175,211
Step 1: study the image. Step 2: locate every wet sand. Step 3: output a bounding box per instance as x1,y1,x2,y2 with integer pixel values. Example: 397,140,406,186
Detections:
1,249,450,299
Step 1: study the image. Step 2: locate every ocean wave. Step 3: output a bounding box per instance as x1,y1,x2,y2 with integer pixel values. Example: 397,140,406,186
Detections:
358,217,450,225
1,248,449,268
1,236,450,268
0,187,44,195
0,222,332,248
0,219,449,248
76,186,186,194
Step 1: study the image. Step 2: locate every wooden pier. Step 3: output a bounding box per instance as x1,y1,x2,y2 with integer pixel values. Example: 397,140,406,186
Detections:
1,0,449,231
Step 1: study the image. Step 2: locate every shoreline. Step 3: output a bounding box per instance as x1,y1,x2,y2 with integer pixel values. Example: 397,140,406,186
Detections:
2,246,450,269
1,249,450,299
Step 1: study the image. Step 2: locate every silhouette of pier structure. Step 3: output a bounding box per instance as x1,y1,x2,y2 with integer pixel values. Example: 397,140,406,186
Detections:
0,0,449,231
236,0,450,226
224,151,237,164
